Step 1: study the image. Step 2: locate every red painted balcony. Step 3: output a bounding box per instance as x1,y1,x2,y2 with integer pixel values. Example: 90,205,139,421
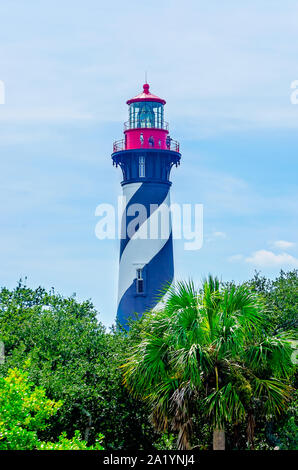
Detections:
113,138,180,153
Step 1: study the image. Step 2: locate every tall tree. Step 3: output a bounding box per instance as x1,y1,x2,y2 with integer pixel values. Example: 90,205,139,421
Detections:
122,277,295,449
0,281,157,449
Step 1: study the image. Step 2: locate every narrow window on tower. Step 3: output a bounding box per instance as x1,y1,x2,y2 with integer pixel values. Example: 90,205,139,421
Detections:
139,156,145,177
136,268,144,294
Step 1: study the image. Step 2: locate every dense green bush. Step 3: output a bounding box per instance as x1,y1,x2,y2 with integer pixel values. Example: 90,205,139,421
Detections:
0,367,103,450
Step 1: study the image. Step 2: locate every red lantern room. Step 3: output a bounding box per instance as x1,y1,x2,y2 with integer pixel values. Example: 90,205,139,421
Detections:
113,83,180,153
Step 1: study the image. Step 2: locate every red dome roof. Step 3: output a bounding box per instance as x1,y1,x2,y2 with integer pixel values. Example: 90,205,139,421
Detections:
126,84,166,105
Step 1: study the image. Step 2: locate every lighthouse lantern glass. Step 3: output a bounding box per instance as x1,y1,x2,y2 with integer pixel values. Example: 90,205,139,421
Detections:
129,101,164,129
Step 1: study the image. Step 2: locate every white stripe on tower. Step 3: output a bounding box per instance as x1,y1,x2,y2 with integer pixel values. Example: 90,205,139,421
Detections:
117,183,171,309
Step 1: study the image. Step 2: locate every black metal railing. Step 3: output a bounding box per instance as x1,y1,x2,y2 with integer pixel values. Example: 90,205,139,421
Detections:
124,120,169,131
113,139,125,152
113,138,180,153
169,139,180,152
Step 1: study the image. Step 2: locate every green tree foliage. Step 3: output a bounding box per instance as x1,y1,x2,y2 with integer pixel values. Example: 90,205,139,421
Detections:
0,281,158,449
38,430,104,450
0,367,103,450
0,273,296,450
122,277,295,450
277,390,298,450
246,270,298,332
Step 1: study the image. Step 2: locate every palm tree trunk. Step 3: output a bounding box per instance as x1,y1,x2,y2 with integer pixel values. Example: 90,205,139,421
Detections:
213,365,225,450
213,427,225,450
247,412,255,449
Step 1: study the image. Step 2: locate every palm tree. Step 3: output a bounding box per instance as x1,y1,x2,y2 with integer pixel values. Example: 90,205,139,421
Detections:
122,277,294,450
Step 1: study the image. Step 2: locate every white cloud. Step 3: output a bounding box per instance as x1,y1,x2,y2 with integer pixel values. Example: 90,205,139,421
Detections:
206,231,228,243
271,240,295,250
245,250,298,267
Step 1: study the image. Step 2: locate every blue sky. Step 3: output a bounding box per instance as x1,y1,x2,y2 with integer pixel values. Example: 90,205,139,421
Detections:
0,0,297,327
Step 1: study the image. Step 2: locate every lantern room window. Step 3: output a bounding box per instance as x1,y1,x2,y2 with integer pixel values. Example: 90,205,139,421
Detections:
129,101,164,129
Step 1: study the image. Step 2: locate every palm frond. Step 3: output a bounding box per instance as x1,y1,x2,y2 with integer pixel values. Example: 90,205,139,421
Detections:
252,376,292,415
204,383,246,428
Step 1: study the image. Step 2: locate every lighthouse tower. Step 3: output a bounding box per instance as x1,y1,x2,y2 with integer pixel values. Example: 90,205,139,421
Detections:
112,83,181,327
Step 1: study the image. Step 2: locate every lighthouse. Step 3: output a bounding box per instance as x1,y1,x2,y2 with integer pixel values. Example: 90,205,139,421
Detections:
112,83,181,327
